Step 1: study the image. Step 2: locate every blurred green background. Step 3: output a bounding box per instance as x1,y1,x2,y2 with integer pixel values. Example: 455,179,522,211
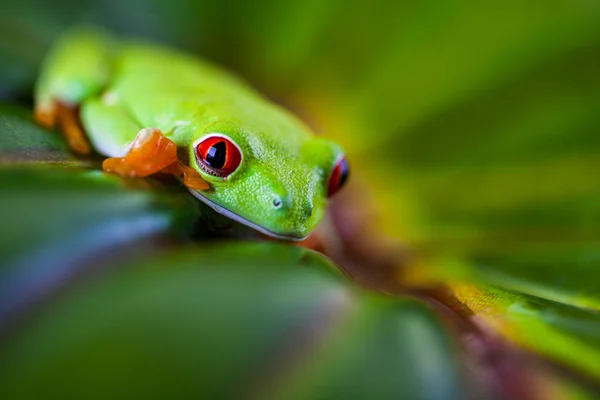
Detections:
1,0,600,398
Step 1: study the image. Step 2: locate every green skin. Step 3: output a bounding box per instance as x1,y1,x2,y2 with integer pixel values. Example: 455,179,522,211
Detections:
35,28,345,240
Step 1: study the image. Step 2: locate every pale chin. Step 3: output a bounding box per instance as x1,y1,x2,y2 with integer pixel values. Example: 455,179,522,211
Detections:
188,189,309,242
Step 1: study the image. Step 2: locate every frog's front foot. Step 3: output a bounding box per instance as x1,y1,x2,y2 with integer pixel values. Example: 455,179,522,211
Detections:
102,128,210,190
102,128,178,177
35,102,92,155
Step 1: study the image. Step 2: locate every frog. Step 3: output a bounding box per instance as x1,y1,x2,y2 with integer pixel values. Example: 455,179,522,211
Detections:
34,27,349,241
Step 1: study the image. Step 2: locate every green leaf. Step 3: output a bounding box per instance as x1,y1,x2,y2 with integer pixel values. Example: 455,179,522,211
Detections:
4,1,598,396
473,244,600,311
0,165,205,325
452,283,600,381
0,166,197,266
0,103,83,165
0,243,463,400
276,1,600,386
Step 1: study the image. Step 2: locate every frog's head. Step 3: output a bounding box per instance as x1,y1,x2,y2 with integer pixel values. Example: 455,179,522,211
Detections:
185,118,349,241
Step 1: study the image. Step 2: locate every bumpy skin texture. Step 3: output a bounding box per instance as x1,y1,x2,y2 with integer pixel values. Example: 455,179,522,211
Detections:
35,28,345,240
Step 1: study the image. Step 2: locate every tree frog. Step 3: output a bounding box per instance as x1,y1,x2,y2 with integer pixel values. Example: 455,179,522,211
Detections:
34,27,349,241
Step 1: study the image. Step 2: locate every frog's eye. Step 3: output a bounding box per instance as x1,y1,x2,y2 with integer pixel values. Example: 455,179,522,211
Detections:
195,134,242,178
327,155,349,197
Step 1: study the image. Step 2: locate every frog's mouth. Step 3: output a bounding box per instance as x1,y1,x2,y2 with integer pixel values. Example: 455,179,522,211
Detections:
188,189,309,242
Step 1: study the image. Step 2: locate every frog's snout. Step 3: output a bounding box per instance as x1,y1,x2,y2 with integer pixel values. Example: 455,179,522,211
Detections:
274,195,313,220
269,194,317,237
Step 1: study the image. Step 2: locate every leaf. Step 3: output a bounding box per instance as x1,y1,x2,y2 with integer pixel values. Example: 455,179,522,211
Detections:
0,103,83,165
261,0,600,386
2,1,597,396
0,243,463,399
451,282,600,381
472,244,600,311
0,165,207,326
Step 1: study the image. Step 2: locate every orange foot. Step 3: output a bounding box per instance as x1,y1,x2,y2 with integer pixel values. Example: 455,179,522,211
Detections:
34,101,91,155
103,128,179,177
103,128,210,190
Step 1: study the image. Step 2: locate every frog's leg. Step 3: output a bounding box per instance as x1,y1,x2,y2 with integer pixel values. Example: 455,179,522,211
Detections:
82,98,210,190
34,27,114,154
50,102,90,154
104,128,211,189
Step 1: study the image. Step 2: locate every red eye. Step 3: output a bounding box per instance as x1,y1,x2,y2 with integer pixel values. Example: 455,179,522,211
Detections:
195,135,242,178
328,156,349,197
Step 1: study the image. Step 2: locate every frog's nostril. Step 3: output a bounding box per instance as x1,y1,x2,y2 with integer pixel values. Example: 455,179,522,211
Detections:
272,195,283,209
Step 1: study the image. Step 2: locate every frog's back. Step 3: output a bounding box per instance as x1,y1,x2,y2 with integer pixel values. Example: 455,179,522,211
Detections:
112,42,260,102
105,40,316,147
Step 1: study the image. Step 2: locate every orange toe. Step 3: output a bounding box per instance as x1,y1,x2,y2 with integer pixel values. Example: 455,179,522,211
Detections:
34,105,57,129
155,161,210,190
179,164,210,190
